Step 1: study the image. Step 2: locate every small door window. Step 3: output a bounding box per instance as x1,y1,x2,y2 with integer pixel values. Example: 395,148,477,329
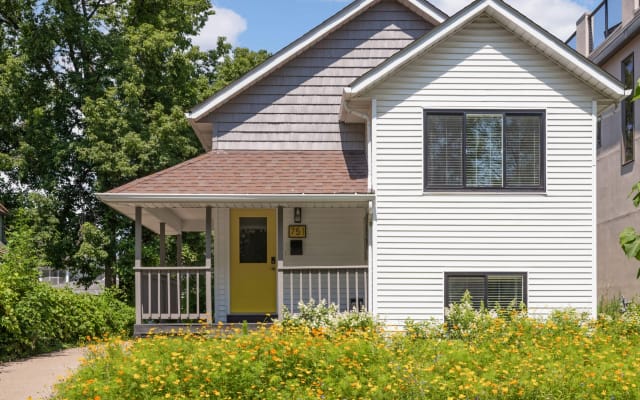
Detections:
239,217,267,263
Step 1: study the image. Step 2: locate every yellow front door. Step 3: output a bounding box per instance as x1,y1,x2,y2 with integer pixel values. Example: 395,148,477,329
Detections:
230,209,277,314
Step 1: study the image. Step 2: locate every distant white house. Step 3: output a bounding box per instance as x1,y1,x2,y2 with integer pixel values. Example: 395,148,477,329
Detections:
98,0,626,334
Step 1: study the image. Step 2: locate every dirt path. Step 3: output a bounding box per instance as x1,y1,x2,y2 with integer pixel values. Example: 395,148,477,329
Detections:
0,347,85,400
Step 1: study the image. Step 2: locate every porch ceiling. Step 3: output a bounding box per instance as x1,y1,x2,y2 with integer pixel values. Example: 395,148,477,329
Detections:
102,195,373,235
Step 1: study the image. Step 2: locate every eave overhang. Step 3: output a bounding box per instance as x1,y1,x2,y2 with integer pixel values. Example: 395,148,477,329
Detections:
98,193,375,234
344,0,627,105
186,0,447,125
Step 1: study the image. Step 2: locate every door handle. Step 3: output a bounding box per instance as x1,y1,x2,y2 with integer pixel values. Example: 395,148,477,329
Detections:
271,256,276,265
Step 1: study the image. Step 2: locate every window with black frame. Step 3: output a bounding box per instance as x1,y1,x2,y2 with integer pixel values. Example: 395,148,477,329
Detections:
445,273,526,310
424,111,545,191
622,54,634,165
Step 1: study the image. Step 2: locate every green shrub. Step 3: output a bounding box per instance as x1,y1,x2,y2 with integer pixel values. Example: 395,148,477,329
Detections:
0,284,134,360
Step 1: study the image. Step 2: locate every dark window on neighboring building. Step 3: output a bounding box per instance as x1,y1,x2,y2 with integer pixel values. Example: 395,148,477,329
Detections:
597,117,602,149
622,54,634,165
424,111,545,191
445,273,527,310
590,0,622,51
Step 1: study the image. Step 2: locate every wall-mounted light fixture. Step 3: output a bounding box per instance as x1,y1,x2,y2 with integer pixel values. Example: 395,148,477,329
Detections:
294,207,302,223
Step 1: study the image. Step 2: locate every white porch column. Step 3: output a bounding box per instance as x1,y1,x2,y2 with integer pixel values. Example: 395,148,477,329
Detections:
134,206,142,325
205,206,213,324
159,222,166,266
277,206,284,318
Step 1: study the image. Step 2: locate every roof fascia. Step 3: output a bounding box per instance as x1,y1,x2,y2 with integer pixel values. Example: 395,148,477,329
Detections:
346,0,626,100
187,0,446,122
97,193,376,204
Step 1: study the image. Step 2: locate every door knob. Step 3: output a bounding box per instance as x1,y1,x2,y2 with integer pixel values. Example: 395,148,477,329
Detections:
271,256,276,265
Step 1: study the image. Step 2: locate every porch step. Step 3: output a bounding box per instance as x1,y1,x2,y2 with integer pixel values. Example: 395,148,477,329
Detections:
226,314,277,323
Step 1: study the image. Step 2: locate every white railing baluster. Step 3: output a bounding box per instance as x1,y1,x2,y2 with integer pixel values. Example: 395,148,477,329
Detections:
355,270,359,310
196,273,200,316
337,270,341,311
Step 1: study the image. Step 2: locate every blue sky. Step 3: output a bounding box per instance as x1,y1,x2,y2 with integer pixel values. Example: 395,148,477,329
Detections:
195,0,601,53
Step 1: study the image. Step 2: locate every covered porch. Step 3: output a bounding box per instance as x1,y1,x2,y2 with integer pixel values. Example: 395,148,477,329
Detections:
97,150,372,335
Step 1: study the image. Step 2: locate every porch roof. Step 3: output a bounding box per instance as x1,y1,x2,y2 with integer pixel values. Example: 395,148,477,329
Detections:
98,150,371,234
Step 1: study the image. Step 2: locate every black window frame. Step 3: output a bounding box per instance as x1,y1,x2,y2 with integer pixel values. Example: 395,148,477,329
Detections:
621,53,635,166
424,110,546,192
444,272,528,311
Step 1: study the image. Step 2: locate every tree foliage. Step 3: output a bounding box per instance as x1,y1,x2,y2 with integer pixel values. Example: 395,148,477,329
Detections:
620,182,640,278
0,1,269,295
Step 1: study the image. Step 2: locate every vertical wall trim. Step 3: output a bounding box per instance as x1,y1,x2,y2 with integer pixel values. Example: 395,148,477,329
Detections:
371,98,378,192
205,206,213,323
591,99,598,318
159,223,166,267
277,206,284,318
134,207,142,325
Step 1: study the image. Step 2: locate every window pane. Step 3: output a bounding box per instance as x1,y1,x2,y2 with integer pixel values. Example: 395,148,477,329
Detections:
239,217,267,263
426,114,463,187
465,114,503,188
487,275,524,309
591,4,606,50
447,276,485,309
505,115,541,187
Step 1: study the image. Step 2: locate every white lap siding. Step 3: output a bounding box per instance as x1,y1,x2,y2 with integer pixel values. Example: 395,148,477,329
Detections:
368,15,598,324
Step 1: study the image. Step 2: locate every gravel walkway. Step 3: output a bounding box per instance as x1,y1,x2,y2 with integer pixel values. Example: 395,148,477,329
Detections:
0,348,85,400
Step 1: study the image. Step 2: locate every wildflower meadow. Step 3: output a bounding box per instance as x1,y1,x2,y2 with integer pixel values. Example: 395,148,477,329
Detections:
54,299,640,399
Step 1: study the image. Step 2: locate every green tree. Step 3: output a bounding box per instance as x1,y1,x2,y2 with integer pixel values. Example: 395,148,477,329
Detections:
0,1,269,295
620,85,640,277
620,183,640,278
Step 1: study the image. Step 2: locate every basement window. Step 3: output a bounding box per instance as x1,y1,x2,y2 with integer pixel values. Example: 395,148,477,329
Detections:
444,273,527,310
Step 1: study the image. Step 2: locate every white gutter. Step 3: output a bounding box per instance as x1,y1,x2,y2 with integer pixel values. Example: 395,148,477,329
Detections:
97,193,375,204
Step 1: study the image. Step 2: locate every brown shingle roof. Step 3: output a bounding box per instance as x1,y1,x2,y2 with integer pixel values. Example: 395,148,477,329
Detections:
109,150,368,195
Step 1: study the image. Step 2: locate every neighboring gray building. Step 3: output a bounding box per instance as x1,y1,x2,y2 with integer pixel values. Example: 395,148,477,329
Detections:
569,0,640,301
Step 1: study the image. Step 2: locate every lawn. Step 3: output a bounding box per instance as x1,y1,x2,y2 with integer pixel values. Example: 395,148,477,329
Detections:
54,301,640,399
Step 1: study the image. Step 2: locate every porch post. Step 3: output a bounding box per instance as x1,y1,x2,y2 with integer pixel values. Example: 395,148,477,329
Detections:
135,206,142,325
176,232,183,266
277,206,284,318
205,206,213,324
159,222,166,266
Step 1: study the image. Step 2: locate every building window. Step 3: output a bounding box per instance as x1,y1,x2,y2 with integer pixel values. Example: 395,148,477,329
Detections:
424,111,545,191
622,54,635,165
445,273,527,310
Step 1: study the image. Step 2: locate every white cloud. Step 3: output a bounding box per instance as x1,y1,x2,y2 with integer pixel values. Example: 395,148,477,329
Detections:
431,0,587,40
192,7,247,50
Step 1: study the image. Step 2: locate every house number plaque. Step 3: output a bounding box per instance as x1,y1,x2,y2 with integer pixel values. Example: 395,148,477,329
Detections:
288,225,307,238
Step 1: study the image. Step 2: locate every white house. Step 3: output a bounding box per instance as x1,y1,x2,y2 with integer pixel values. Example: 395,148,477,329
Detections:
98,0,626,334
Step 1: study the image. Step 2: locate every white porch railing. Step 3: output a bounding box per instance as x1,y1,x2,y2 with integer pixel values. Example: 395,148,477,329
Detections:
135,266,211,323
281,265,368,313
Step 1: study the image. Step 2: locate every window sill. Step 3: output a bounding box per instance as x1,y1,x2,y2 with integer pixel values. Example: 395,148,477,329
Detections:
422,191,548,196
